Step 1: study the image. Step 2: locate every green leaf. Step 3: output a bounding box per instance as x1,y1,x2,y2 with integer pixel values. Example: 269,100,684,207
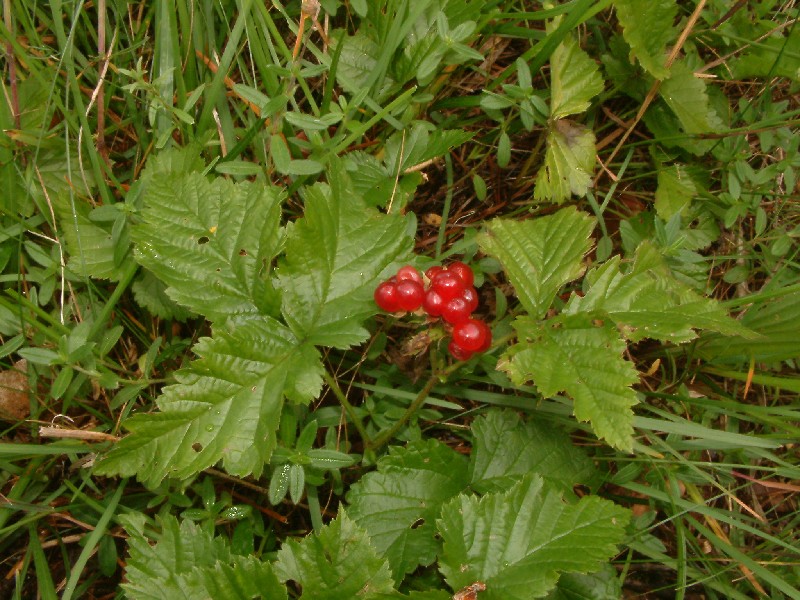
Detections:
347,440,469,580
58,202,132,280
278,166,412,348
122,514,287,600
437,474,630,599
550,32,604,119
654,164,696,220
133,169,284,321
503,318,639,452
614,0,677,79
564,250,755,343
546,564,622,600
469,410,595,494
478,208,595,320
659,61,724,145
534,120,596,203
131,271,192,322
94,316,321,487
275,508,395,598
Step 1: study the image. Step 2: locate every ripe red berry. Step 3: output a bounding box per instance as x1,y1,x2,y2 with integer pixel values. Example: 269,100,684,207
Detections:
452,319,491,352
441,296,472,325
395,280,425,312
447,261,474,287
374,281,401,312
461,286,479,312
448,339,474,361
396,265,423,285
425,265,444,281
431,271,466,301
422,288,445,317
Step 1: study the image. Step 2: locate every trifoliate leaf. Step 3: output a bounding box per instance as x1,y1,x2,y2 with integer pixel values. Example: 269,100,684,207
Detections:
275,508,396,599
614,0,678,79
347,440,469,580
95,316,319,487
659,61,724,148
437,474,630,599
478,208,595,320
550,33,604,119
534,120,596,203
122,514,286,600
564,252,754,343
278,166,412,348
133,170,284,321
654,164,697,220
503,318,639,452
469,409,596,494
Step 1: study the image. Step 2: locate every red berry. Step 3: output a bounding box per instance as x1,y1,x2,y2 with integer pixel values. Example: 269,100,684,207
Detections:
395,280,425,312
447,261,474,287
374,281,401,312
441,296,472,324
452,319,491,352
425,265,444,281
431,271,466,301
461,286,479,312
422,288,445,317
448,339,474,361
396,265,423,285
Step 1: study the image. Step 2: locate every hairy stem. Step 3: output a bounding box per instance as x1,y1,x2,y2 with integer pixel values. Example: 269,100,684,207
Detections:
367,374,439,451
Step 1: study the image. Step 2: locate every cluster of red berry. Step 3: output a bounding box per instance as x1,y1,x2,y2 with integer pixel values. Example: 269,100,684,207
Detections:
374,261,492,360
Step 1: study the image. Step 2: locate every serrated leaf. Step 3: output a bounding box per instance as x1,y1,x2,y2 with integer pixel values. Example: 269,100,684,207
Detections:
94,316,321,487
122,514,286,600
565,251,754,343
659,61,724,145
133,170,284,321
614,0,678,79
503,318,639,452
534,120,596,203
132,271,192,322
347,439,469,580
546,564,622,600
437,474,630,599
57,201,132,280
654,164,696,220
275,508,395,599
478,208,595,319
550,32,604,119
278,167,412,348
469,410,595,494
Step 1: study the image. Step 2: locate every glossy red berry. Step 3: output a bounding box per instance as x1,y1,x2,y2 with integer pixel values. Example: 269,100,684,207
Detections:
425,265,445,281
441,296,472,324
461,286,479,312
431,271,466,301
374,281,401,312
422,288,445,317
396,265,423,285
395,280,425,312
452,319,491,352
447,261,474,287
448,339,474,361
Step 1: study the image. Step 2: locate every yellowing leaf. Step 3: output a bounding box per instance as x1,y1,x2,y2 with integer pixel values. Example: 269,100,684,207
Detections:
534,120,596,203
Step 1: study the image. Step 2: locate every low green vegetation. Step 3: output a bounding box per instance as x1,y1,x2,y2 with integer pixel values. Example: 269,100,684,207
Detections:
1,0,798,597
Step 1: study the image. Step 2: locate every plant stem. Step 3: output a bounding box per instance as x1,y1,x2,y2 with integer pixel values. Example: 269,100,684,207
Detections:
323,370,371,446
367,374,439,452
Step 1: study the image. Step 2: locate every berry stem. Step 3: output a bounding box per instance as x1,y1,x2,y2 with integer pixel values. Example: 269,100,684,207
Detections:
366,373,440,452
323,370,372,447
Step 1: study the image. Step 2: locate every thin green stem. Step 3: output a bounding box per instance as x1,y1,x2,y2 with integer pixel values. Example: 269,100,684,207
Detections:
323,370,371,446
367,374,439,452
